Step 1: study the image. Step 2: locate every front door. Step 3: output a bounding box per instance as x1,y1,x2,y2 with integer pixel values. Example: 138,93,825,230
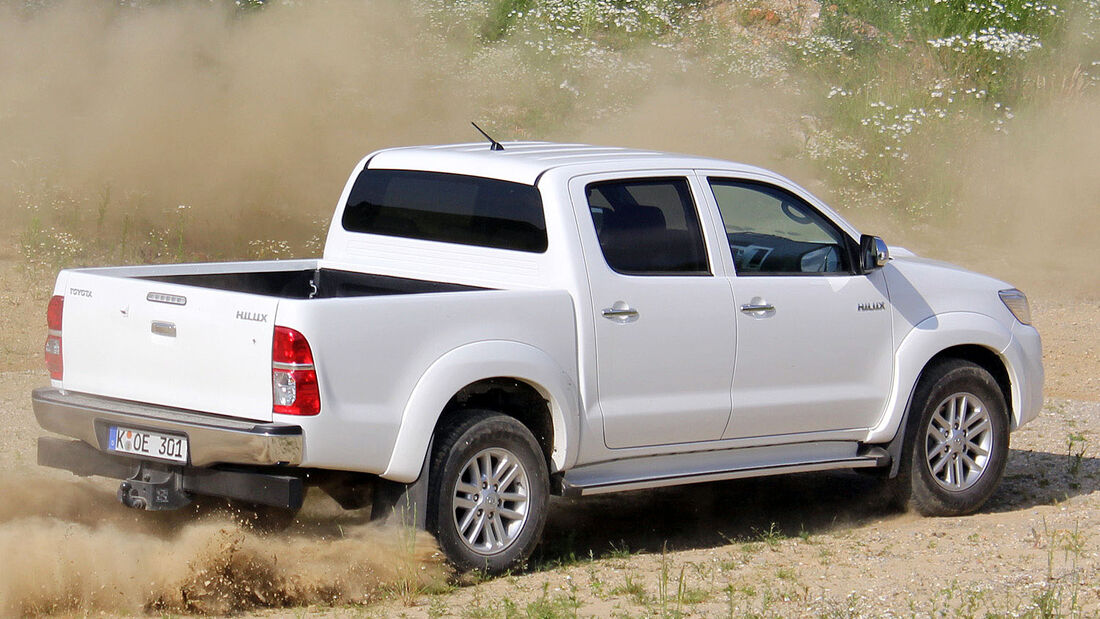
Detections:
703,177,894,439
575,174,736,449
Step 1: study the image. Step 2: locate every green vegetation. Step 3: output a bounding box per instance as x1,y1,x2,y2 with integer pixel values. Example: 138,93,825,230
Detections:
797,0,1094,216
754,522,786,550
1066,431,1088,477
1028,516,1090,617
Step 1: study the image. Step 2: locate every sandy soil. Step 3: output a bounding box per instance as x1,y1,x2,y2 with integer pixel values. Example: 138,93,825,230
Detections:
0,255,1095,617
366,398,1100,618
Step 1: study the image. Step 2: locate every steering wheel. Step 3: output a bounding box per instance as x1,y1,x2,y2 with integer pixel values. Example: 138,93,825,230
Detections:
781,202,813,224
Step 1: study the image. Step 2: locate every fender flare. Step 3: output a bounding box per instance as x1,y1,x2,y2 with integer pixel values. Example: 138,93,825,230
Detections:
381,340,580,483
868,311,1013,451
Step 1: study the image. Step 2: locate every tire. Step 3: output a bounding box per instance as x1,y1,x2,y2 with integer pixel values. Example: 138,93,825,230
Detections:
427,410,550,574
894,359,1010,516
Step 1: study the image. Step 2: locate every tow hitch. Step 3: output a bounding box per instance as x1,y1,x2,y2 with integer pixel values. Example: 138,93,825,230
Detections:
38,437,305,510
117,462,192,510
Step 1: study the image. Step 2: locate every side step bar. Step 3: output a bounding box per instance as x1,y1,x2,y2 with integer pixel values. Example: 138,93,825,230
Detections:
559,441,889,497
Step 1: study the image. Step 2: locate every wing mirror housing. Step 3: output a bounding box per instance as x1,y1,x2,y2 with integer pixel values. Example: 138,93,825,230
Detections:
859,234,890,273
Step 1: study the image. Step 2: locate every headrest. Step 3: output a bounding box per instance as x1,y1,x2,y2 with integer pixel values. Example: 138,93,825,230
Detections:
609,205,666,231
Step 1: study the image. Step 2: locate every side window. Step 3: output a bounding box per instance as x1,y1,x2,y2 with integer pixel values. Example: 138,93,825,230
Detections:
586,178,710,276
708,179,851,275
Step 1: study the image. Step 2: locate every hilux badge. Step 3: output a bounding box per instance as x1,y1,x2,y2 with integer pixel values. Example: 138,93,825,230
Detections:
858,301,886,312
236,310,268,323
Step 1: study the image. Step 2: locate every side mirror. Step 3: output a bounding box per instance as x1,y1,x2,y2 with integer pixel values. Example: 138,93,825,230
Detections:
859,234,890,272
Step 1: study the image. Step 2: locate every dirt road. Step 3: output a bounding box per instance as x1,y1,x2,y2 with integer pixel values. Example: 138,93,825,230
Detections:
0,257,1096,617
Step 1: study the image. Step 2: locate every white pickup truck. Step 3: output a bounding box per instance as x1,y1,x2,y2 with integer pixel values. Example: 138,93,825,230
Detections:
33,141,1043,572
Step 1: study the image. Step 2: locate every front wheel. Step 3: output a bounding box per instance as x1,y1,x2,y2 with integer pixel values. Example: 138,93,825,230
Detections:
427,411,549,574
895,359,1010,516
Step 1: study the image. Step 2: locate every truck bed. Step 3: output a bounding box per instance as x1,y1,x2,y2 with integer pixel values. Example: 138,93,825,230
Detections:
55,261,492,424
140,268,482,299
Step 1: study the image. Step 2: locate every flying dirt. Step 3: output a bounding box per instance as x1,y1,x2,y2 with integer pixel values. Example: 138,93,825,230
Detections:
0,471,447,615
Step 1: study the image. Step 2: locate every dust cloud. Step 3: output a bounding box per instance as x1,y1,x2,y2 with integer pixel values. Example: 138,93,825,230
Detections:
3,0,1091,295
1,10,462,609
577,76,820,182
0,0,494,253
584,82,1100,300
0,472,447,616
946,99,1100,298
567,29,1099,302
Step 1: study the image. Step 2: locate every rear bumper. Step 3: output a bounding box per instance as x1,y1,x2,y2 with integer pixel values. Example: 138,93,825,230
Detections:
32,387,303,467
37,436,304,509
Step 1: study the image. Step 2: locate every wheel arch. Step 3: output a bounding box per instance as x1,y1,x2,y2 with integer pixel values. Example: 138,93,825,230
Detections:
381,340,579,483
435,378,557,473
922,345,1012,422
871,312,1023,478
868,311,1015,446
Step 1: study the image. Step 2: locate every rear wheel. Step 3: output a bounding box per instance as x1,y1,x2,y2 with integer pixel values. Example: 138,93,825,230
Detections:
895,359,1009,516
427,411,549,574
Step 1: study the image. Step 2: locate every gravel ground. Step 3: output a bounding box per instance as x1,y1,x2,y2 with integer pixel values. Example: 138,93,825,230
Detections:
355,399,1100,618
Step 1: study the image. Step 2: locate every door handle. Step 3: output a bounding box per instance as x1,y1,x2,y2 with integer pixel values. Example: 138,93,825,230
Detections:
740,303,775,314
602,303,639,323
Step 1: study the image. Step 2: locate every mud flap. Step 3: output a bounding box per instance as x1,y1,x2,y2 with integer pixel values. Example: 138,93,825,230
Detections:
885,386,920,478
371,439,431,529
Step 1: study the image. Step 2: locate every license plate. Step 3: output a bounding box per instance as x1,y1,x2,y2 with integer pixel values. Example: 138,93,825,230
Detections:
108,426,188,463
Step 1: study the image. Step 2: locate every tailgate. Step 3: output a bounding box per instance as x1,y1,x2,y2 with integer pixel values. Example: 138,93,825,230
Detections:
60,271,278,422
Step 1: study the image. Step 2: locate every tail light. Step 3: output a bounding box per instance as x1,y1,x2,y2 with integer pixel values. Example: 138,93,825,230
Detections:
45,295,64,380
272,326,320,416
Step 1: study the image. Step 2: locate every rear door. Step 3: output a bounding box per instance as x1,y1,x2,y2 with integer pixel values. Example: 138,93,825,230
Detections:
573,173,736,449
60,271,278,422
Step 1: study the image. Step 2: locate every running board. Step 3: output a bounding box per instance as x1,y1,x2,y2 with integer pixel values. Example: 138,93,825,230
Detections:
559,441,889,497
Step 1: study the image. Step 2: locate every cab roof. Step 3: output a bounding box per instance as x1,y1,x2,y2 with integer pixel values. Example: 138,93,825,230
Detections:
364,141,769,185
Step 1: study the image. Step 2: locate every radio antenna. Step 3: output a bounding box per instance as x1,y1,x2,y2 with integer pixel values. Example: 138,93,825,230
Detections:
471,122,504,151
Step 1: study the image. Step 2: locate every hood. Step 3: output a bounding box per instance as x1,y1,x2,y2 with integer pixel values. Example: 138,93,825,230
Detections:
883,251,1019,330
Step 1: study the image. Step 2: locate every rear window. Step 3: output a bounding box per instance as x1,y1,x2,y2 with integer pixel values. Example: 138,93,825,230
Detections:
341,169,548,253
